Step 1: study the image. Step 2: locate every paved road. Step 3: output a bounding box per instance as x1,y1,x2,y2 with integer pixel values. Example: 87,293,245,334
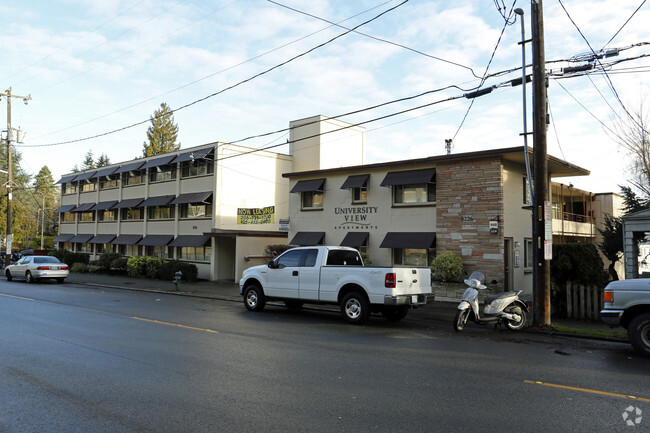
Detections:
0,280,648,433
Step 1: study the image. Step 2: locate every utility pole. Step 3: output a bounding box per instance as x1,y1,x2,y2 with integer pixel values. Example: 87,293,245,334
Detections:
531,0,551,325
1,88,31,266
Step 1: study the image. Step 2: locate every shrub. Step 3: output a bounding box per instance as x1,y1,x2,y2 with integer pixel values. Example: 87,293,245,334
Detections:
265,244,292,258
360,251,372,266
111,257,128,271
551,243,609,286
431,252,463,282
157,261,199,282
71,262,88,273
96,252,123,270
49,250,90,267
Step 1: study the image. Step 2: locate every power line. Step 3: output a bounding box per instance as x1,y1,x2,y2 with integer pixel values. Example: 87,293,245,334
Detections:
19,0,410,149
451,0,516,141
267,0,481,78
602,0,647,48
30,0,396,141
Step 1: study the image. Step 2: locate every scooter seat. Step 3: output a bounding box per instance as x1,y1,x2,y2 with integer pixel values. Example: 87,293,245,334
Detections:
485,291,519,304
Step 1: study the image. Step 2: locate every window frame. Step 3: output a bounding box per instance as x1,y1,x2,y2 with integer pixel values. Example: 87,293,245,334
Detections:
179,203,212,219
392,182,436,206
524,238,533,270
393,248,435,267
301,190,324,210
149,164,177,183
121,207,144,221
122,169,146,186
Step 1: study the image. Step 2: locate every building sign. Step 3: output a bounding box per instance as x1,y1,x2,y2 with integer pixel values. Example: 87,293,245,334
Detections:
279,219,289,231
333,206,379,230
544,200,553,260
237,206,275,224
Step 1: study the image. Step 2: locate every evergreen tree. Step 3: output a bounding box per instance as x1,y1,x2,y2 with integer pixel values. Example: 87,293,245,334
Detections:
81,150,95,171
96,153,111,167
598,214,623,281
0,146,33,250
142,103,180,157
32,166,59,243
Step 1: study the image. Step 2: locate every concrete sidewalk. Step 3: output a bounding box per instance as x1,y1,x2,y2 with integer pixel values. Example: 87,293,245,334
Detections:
64,272,626,340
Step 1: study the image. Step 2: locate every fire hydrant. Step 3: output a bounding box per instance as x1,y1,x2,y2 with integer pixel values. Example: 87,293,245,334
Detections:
173,271,182,290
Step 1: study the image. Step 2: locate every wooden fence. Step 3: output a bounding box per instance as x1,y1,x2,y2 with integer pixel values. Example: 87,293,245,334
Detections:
565,283,603,321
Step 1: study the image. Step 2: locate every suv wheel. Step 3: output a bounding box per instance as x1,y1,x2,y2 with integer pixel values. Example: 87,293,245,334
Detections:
628,313,650,357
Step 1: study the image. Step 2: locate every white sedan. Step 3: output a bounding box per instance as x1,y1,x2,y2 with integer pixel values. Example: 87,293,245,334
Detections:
5,255,70,283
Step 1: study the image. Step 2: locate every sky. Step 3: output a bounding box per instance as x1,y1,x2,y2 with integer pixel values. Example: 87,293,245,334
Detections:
1,0,649,195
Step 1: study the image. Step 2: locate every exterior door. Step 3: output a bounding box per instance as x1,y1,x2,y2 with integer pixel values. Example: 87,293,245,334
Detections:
266,249,302,298
504,238,512,291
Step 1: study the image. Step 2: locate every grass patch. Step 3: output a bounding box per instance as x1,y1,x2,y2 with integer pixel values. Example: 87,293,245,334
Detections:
549,324,628,340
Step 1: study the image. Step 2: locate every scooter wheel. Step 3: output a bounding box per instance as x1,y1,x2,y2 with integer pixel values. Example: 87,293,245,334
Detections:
505,306,527,331
454,309,470,332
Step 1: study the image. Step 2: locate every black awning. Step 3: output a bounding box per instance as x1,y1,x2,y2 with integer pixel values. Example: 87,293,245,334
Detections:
114,161,145,174
56,174,77,185
92,166,118,178
380,168,435,187
169,235,211,247
140,155,175,170
171,148,213,163
91,200,118,211
69,234,94,243
170,191,212,205
379,232,436,249
53,234,74,242
340,232,369,248
111,234,142,245
340,174,369,189
140,195,175,207
72,202,95,212
89,234,116,244
290,179,325,193
137,235,174,246
113,198,144,209
72,171,97,182
54,204,75,213
290,231,325,246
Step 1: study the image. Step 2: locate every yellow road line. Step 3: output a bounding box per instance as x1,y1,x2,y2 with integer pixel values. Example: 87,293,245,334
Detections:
525,380,650,402
131,316,218,334
0,293,34,301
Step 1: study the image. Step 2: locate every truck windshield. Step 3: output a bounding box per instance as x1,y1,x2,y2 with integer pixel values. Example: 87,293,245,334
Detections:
326,250,362,266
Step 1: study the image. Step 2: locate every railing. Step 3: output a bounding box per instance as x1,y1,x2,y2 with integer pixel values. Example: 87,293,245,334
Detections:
552,208,594,224
564,283,603,321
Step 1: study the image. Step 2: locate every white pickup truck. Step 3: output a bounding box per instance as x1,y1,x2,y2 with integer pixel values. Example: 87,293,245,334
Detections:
239,246,434,324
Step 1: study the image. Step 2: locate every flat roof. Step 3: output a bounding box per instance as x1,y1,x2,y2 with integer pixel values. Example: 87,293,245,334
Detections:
282,146,590,179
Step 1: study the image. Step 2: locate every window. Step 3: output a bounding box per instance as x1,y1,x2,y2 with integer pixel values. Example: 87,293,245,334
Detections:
301,190,323,210
275,249,303,268
119,244,141,256
122,170,145,186
150,164,177,183
393,183,435,205
178,246,211,261
77,243,93,253
62,182,77,195
96,244,114,254
100,175,119,190
98,210,118,221
524,238,533,269
181,159,213,178
62,241,73,251
79,179,96,192
79,211,95,222
62,212,75,223
523,176,531,205
146,245,172,259
394,248,434,267
180,203,212,219
326,250,362,266
352,185,367,203
121,207,144,220
148,205,175,220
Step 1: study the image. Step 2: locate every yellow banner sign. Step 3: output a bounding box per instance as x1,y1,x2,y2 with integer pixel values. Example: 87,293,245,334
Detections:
237,206,275,224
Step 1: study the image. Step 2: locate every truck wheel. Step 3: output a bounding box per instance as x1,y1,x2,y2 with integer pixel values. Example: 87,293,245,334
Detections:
628,313,650,357
243,284,266,312
381,306,409,321
341,292,370,324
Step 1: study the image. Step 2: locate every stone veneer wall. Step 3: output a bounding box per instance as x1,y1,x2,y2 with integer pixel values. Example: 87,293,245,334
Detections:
436,157,504,286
